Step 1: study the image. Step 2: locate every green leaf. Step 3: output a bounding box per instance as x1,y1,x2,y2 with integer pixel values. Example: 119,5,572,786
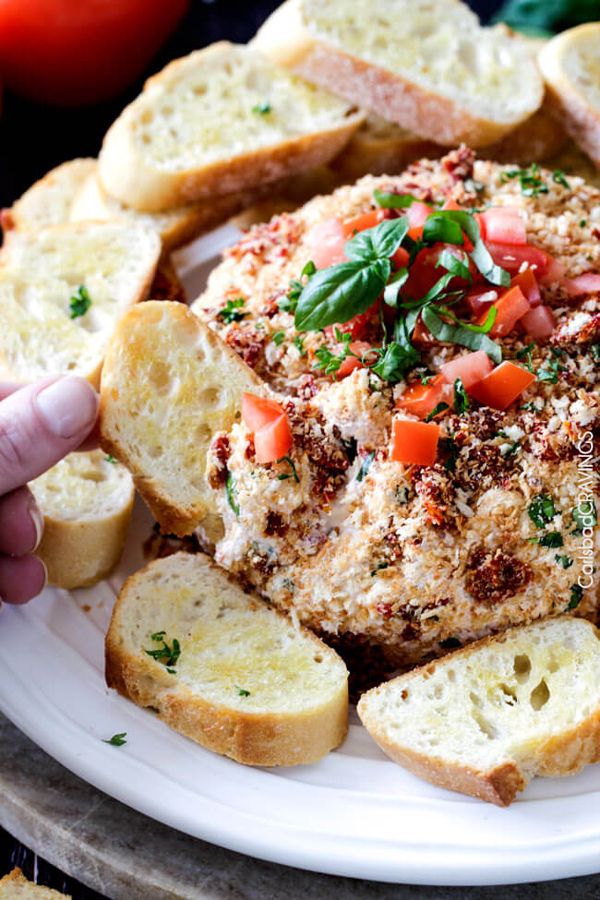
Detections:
591,344,600,364
370,562,390,576
345,217,409,262
276,455,299,483
422,307,502,363
424,210,510,287
555,554,574,569
373,189,418,209
528,493,556,528
357,451,375,482
103,733,127,746
145,634,181,667
453,377,470,415
69,284,92,319
572,500,597,532
499,164,548,197
371,341,420,382
236,685,251,696
272,330,285,346
492,0,600,34
422,214,465,246
280,261,316,313
104,455,117,464
529,531,563,548
567,583,584,610
436,249,473,283
425,402,449,422
218,297,248,324
383,268,409,307
252,101,271,114
432,304,497,334
226,471,240,517
295,261,387,331
294,335,307,357
552,169,570,189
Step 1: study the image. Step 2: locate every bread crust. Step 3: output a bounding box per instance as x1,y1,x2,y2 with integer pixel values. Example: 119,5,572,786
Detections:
0,868,71,898
253,0,543,148
105,553,349,766
539,26,600,169
98,42,364,212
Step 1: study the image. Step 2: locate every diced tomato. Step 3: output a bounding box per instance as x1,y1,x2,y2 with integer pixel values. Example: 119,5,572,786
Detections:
391,245,410,269
442,198,462,211
465,286,499,315
241,393,293,463
538,251,566,285
480,207,526,245
324,299,380,340
411,314,438,348
391,419,440,466
468,361,536,411
406,202,433,241
485,242,565,284
306,218,346,269
396,375,451,419
482,285,530,338
474,213,486,241
511,268,541,308
254,414,293,464
342,209,384,239
520,305,556,339
562,273,600,296
336,341,372,378
439,350,494,391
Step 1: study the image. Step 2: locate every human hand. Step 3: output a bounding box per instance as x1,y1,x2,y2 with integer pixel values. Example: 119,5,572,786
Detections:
0,376,99,605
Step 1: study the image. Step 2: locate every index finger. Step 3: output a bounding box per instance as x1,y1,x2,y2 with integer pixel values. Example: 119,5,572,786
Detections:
0,382,26,402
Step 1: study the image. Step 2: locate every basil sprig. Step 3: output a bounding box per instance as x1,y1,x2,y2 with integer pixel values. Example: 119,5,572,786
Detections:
423,210,510,287
422,307,502,362
294,219,408,332
374,189,418,209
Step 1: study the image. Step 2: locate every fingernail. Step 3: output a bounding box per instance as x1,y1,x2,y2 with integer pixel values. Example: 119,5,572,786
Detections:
38,556,48,592
29,500,44,551
35,378,98,439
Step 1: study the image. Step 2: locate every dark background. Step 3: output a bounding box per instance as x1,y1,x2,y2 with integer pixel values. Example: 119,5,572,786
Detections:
0,0,502,896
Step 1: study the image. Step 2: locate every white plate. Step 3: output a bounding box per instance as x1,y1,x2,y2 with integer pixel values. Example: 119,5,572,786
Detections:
1,226,600,887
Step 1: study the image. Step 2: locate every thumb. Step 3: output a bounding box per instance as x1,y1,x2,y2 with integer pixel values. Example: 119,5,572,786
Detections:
0,376,99,495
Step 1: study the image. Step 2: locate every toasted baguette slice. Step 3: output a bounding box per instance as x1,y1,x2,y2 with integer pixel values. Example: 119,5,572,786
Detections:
29,450,134,590
98,42,363,212
106,552,348,766
0,222,161,386
0,870,70,899
358,616,600,806
100,301,265,540
71,171,256,253
539,24,600,168
0,159,95,235
253,0,544,147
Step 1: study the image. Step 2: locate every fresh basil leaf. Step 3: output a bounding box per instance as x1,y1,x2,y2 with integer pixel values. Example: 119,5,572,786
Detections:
357,451,375,482
492,0,600,33
426,210,510,287
422,214,464,246
345,217,409,262
422,307,502,362
433,304,497,334
436,249,473,283
383,268,409,307
453,377,470,414
371,341,420,382
572,500,597,532
529,531,563,548
374,189,418,209
294,261,386,331
103,733,127,747
567,583,584,610
555,554,574,569
69,284,92,319
425,402,449,422
528,493,556,528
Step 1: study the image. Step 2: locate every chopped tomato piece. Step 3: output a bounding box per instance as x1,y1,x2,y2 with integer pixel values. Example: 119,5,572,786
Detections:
520,305,556,339
254,414,293,464
511,268,541,308
337,341,372,378
391,245,410,269
306,218,346,269
342,209,384,239
538,251,566,285
442,198,462,211
468,361,535,411
241,393,293,463
440,350,494,390
406,201,433,240
465,286,499,315
481,207,526,245
411,314,438,347
396,375,451,419
562,273,600,296
391,419,440,466
482,285,530,338
474,213,486,241
485,242,565,284
324,302,380,341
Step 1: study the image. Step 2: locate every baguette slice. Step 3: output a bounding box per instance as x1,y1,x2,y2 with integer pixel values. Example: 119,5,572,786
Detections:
71,171,256,253
358,616,600,806
539,24,600,168
253,0,544,147
0,870,70,899
106,552,349,766
1,158,95,234
0,222,161,386
29,450,134,590
100,301,265,540
98,42,363,212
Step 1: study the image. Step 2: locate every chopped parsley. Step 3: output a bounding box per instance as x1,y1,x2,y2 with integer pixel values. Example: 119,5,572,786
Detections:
529,531,563,548
357,450,375,482
572,501,597,532
439,637,461,649
104,455,117,464
225,471,240,517
440,435,459,472
567,583,584,610
69,284,92,319
314,330,354,377
537,356,565,383
371,562,389,576
374,189,417,209
252,101,271,115
279,260,316,314
276,455,299,482
552,169,570,189
425,401,449,422
528,494,556,528
591,344,600,364
272,330,285,346
453,377,470,415
500,164,548,197
145,632,181,667
236,686,251,696
514,342,536,372
555,554,574,569
580,219,587,228
103,733,127,747
294,335,307,357
218,297,248,324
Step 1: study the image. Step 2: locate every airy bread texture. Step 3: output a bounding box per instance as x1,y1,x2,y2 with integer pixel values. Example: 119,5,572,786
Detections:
0,222,161,386
30,450,134,590
71,171,256,253
100,301,265,540
0,158,95,234
359,617,600,806
0,869,70,899
539,24,600,168
106,552,348,766
98,41,363,212
253,0,544,147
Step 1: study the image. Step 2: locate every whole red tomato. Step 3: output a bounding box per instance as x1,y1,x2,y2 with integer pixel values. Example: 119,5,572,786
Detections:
0,0,189,106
